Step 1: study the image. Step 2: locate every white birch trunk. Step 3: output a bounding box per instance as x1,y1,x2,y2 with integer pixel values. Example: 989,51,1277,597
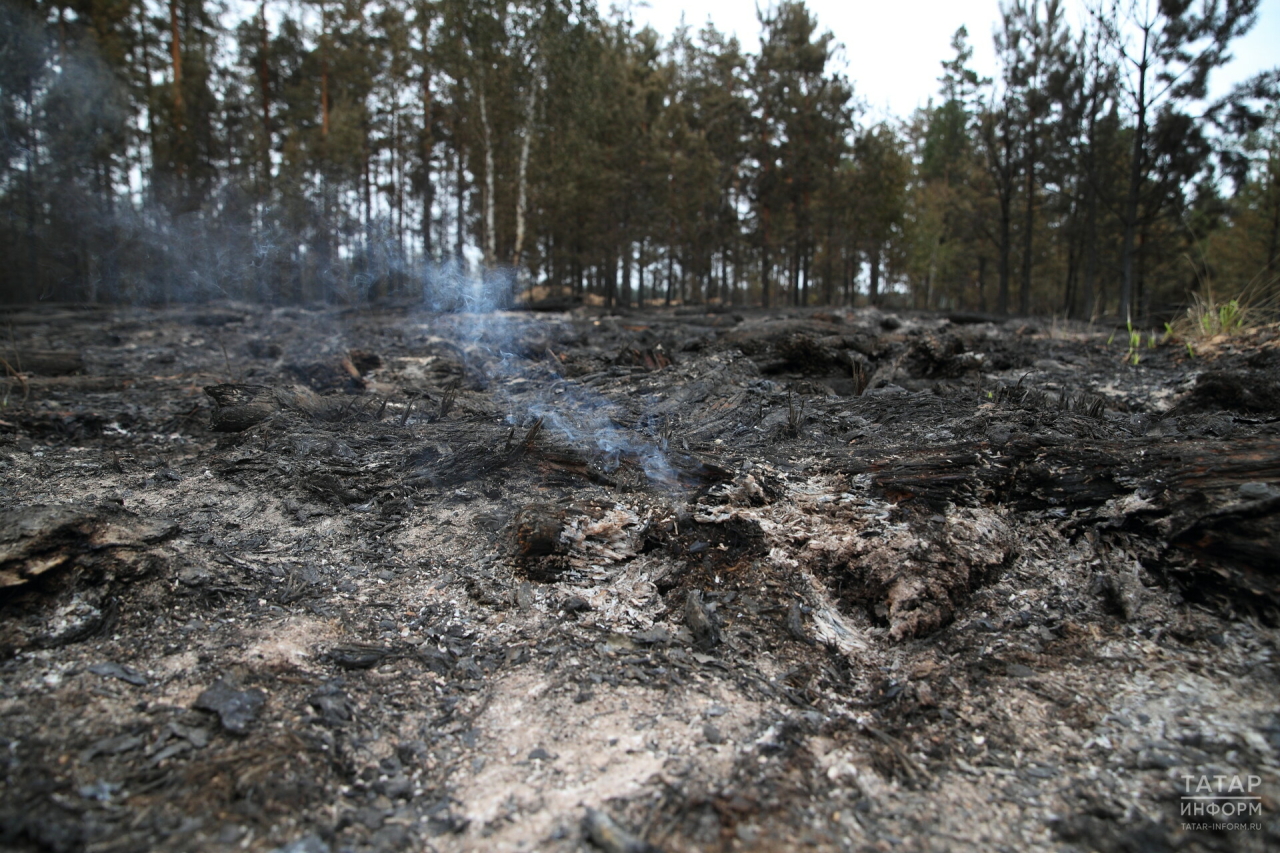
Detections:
512,83,537,271
478,85,496,268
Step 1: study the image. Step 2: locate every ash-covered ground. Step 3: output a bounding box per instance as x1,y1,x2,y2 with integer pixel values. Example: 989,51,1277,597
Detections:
1,301,1277,853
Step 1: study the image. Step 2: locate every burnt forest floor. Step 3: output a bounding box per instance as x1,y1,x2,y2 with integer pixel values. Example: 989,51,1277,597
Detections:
0,301,1278,853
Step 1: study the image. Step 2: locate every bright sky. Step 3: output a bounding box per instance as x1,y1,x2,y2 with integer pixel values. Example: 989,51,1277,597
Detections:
626,0,1280,121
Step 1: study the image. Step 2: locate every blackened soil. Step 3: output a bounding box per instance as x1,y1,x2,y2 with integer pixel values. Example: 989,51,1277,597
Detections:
0,302,1277,853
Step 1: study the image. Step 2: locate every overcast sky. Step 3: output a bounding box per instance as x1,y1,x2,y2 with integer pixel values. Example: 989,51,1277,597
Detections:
626,0,1280,121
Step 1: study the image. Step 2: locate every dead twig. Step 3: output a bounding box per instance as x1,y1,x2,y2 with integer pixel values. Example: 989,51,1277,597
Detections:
218,338,236,383
0,356,29,404
519,417,543,452
863,725,931,787
851,358,870,396
438,385,457,419
6,322,20,373
785,390,806,438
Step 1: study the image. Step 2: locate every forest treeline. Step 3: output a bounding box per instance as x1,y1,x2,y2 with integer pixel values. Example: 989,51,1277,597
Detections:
1,0,1277,319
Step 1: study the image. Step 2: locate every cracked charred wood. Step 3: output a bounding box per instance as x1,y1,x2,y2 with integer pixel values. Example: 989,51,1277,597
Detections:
684,589,720,651
1171,370,1280,416
204,383,331,431
0,504,176,591
844,435,1280,603
514,504,564,559
1170,492,1280,601
845,436,1280,511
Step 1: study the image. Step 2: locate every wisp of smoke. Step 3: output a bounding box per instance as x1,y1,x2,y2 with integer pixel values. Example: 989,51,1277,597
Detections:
527,389,680,489
432,270,680,490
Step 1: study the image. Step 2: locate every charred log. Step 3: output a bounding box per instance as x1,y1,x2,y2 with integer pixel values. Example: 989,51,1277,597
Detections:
0,504,176,591
204,383,336,431
0,350,83,376
845,435,1280,603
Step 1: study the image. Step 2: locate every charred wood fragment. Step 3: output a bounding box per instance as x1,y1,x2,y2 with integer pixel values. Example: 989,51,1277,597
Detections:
844,435,1280,605
193,678,266,735
514,503,564,559
1170,492,1280,601
0,504,176,591
325,643,396,670
1172,370,1280,416
512,503,572,582
204,383,333,432
684,589,720,651
845,436,1280,513
582,807,662,853
786,600,812,644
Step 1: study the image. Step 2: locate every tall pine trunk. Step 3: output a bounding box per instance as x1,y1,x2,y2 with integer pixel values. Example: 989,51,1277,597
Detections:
1120,26,1150,322
621,244,631,308
257,0,271,195
1019,135,1035,315
420,60,434,260
169,0,185,182
996,186,1012,314
868,246,881,306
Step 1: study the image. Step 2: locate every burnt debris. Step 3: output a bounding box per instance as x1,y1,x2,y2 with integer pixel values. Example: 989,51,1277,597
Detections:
0,303,1277,852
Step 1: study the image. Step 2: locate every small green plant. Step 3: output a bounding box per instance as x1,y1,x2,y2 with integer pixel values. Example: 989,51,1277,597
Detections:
1175,244,1278,341
1186,341,1195,358
1124,319,1142,365
1217,299,1243,333
1185,292,1253,339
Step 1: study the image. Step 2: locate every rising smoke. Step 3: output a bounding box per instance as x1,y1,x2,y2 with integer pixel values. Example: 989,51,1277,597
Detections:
430,265,682,491
1,2,679,488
